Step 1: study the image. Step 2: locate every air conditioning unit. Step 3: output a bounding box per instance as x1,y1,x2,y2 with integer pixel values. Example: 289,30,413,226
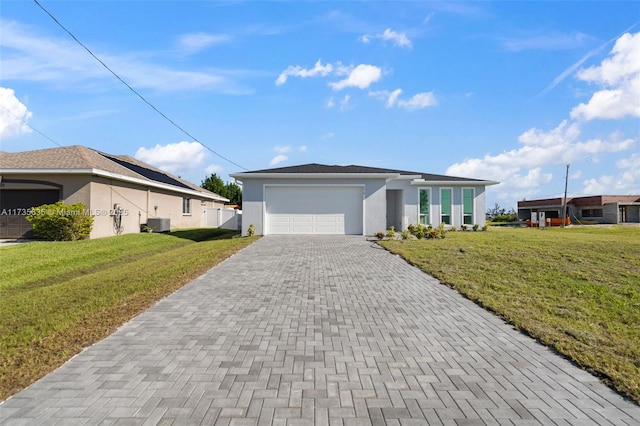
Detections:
146,218,170,233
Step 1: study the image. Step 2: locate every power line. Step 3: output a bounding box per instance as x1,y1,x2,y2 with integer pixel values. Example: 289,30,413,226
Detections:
0,103,159,215
0,105,61,149
32,0,247,171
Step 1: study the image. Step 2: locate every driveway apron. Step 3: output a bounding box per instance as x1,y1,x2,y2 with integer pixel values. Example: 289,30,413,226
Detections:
1,236,638,425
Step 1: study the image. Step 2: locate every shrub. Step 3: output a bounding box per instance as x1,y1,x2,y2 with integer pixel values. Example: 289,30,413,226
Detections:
473,224,479,231
427,229,440,239
375,231,384,240
401,229,410,240
437,222,447,239
247,224,255,237
26,202,94,241
461,224,468,231
386,226,396,239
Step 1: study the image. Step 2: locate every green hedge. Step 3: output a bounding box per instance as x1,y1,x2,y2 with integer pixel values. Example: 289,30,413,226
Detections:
26,202,94,241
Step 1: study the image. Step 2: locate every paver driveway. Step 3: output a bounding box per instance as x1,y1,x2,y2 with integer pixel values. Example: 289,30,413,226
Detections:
1,236,639,425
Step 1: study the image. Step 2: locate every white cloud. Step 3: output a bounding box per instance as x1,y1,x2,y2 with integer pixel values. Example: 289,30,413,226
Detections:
370,88,437,110
0,87,32,139
1,19,244,94
518,120,580,147
446,119,637,199
274,145,292,154
449,32,640,205
275,59,333,86
299,145,308,152
582,175,616,194
381,28,412,48
502,32,590,52
360,28,412,49
386,89,403,107
329,64,382,90
270,154,287,166
205,164,223,175
617,152,640,169
340,95,351,110
178,32,230,54
571,32,640,120
326,97,335,108
135,141,206,173
612,152,640,193
397,92,438,110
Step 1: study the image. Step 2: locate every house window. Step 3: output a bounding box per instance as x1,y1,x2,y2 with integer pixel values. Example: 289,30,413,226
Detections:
182,197,191,214
419,189,430,225
582,209,603,218
463,188,474,225
440,188,452,225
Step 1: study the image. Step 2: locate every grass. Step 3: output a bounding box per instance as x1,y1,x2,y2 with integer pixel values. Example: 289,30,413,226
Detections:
380,226,640,404
0,228,258,401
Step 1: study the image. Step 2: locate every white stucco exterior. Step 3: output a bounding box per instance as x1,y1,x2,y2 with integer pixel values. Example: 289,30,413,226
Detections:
231,165,497,236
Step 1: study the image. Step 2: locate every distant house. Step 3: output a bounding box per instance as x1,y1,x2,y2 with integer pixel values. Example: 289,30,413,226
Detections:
230,163,498,236
0,145,228,239
518,195,640,224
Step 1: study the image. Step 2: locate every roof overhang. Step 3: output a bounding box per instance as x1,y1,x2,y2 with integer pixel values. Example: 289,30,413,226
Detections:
230,172,404,180
230,172,499,186
411,179,499,186
0,168,229,202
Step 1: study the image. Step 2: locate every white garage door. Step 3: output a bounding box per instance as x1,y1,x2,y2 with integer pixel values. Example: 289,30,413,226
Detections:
265,186,363,235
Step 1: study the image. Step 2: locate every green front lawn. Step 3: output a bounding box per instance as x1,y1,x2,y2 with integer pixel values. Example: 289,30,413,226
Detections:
0,229,258,401
380,226,640,404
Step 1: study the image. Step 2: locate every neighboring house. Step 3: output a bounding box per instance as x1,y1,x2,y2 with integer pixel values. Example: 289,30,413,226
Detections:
0,145,228,239
230,163,498,236
518,195,640,224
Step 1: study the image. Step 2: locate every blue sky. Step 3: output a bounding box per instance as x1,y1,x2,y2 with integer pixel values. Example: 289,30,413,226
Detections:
1,1,639,209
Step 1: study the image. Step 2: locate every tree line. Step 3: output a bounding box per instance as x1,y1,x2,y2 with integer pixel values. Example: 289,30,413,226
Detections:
486,203,518,222
201,173,242,207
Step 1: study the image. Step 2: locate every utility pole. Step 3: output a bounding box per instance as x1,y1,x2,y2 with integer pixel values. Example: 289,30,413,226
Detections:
562,164,569,228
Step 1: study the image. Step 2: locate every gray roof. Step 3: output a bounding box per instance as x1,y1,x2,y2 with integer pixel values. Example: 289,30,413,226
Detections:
243,163,486,182
0,145,221,199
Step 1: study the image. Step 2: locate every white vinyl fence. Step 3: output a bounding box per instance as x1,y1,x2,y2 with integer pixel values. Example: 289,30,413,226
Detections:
205,208,241,231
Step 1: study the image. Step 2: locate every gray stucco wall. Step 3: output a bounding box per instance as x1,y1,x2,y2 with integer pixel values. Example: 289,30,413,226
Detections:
240,178,387,236
239,177,489,235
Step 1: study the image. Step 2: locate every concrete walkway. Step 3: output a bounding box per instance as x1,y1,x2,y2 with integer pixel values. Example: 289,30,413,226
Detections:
1,236,638,425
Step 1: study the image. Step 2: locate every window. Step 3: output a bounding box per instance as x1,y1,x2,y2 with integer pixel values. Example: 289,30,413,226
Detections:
182,197,191,214
463,188,474,225
419,189,430,225
582,209,603,218
440,188,451,225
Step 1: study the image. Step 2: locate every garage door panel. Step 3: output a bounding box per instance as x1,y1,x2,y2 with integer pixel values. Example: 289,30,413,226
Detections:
265,186,362,235
0,189,60,239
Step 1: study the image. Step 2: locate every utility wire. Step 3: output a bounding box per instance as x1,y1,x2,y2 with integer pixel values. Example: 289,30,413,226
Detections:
0,105,61,149
1,103,161,215
32,0,247,171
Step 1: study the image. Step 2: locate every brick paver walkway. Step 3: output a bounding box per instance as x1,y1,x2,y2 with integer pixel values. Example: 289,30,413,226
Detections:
1,236,639,425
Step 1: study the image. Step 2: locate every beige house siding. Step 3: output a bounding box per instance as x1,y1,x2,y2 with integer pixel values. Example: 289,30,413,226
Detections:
88,178,224,238
1,173,225,239
1,146,228,239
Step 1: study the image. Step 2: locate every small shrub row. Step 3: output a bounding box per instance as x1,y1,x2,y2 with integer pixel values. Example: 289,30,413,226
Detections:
376,222,488,241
